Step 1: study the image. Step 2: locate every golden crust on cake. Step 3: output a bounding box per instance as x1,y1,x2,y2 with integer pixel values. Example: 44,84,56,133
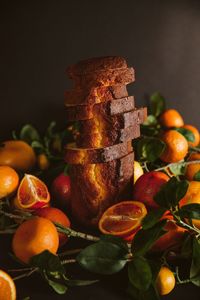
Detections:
64,141,132,164
65,96,135,122
70,152,134,227
67,56,128,76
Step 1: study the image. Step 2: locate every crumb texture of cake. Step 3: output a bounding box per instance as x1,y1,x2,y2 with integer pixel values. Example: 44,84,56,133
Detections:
64,56,146,227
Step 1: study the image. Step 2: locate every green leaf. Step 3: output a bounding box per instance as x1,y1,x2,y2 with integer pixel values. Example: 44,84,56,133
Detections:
128,257,152,291
154,177,189,209
132,220,167,256
143,115,158,126
194,170,200,181
66,279,98,287
169,162,186,176
142,207,167,230
175,128,195,143
43,271,68,294
31,140,44,151
150,92,166,117
30,250,65,274
77,241,128,275
137,137,165,162
100,234,129,252
19,124,40,144
177,203,200,220
190,237,200,286
46,121,56,138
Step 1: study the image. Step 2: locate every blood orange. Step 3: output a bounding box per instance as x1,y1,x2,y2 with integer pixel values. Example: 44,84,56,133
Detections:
98,201,147,240
14,174,50,210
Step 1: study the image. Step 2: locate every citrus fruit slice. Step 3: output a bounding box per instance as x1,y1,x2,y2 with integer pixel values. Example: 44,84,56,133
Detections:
0,269,16,300
98,201,147,238
14,174,50,210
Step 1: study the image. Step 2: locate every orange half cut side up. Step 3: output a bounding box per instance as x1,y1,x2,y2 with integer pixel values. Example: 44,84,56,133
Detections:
99,201,147,237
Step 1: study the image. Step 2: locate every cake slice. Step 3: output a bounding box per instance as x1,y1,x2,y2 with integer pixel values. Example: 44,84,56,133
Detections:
65,95,135,121
64,141,132,164
77,107,147,148
67,56,128,76
70,152,134,227
77,124,140,148
73,67,135,88
64,84,129,106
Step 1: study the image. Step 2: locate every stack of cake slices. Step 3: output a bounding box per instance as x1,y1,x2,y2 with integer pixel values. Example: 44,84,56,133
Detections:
64,56,147,227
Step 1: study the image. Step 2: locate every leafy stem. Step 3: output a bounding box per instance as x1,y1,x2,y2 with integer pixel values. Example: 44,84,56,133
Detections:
154,160,200,172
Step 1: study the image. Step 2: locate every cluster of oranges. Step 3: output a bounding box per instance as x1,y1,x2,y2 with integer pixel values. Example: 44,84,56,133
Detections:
0,106,200,299
0,140,71,300
98,108,200,296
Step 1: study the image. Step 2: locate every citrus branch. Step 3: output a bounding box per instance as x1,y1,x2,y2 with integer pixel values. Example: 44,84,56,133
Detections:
154,160,200,172
55,223,99,242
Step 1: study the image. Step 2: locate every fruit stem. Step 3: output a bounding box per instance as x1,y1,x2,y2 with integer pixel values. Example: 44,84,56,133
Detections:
0,209,30,220
55,223,100,242
172,212,200,235
154,160,200,172
61,258,76,265
13,268,38,281
175,266,191,285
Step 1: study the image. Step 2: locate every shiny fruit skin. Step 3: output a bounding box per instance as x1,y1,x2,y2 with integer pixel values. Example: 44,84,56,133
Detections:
35,207,71,247
133,161,144,184
185,152,200,181
156,266,175,295
51,173,71,209
12,217,59,264
182,124,200,147
0,140,36,172
37,153,50,170
133,171,169,209
159,109,184,128
160,130,188,163
0,166,19,199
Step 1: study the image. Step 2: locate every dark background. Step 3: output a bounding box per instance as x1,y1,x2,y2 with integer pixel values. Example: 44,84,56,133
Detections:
1,0,200,299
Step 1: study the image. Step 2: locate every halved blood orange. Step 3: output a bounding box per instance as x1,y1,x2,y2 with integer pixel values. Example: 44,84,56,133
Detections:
14,174,50,210
98,201,147,239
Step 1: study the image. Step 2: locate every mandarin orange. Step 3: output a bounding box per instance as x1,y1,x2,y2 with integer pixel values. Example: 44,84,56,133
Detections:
160,130,188,163
12,217,59,264
159,109,184,128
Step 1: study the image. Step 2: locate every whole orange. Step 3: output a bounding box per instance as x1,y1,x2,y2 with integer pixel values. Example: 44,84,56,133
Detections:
159,109,184,128
0,140,36,172
35,207,71,247
156,266,175,295
160,130,188,163
12,217,59,264
182,124,200,147
0,166,19,199
151,215,186,252
133,171,169,209
185,152,200,181
37,153,50,171
179,181,200,229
